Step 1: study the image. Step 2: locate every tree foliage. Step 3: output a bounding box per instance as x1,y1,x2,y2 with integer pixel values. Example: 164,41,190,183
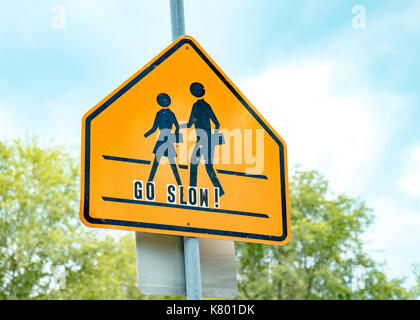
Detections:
0,140,417,299
236,168,416,299
0,139,146,299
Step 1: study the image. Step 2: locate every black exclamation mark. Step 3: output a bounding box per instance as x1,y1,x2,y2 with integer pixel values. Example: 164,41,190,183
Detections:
214,187,220,209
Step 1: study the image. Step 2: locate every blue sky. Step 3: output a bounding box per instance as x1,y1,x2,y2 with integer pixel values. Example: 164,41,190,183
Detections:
1,1,419,287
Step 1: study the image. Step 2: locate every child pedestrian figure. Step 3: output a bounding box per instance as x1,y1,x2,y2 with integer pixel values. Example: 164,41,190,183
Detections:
144,93,182,185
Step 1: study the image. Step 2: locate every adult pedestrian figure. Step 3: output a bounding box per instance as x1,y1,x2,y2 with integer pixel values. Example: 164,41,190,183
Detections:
184,82,225,196
144,93,182,185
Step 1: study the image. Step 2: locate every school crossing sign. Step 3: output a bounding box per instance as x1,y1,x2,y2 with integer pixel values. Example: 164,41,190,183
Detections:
80,36,290,245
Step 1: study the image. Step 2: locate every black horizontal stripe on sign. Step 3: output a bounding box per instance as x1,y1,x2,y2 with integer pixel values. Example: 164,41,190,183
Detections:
216,169,268,180
102,155,268,179
102,155,151,165
102,196,269,219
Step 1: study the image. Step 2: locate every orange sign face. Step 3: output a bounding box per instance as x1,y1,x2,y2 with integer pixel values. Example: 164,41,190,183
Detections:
80,36,290,245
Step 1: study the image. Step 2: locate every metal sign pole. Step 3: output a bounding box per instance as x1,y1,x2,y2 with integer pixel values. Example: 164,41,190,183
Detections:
170,0,185,40
170,0,203,300
183,236,202,300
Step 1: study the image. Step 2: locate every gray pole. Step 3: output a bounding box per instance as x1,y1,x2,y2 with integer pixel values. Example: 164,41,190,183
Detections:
183,236,202,300
170,0,185,40
169,0,202,300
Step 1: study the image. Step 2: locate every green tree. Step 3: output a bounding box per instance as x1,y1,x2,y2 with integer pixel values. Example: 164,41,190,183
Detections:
236,168,416,300
0,139,147,299
413,265,420,298
0,139,417,300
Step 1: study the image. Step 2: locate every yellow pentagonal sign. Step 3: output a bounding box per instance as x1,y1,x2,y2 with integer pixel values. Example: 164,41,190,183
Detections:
80,36,290,245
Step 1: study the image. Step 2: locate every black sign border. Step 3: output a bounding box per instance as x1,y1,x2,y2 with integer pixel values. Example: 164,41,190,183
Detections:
83,37,289,243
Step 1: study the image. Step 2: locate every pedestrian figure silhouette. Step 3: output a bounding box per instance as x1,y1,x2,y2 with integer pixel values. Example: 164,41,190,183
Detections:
144,93,182,185
184,82,225,196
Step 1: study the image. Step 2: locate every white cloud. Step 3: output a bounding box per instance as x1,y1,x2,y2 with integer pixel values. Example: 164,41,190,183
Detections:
398,146,420,198
240,61,392,195
240,60,419,286
365,196,420,284
0,101,20,139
